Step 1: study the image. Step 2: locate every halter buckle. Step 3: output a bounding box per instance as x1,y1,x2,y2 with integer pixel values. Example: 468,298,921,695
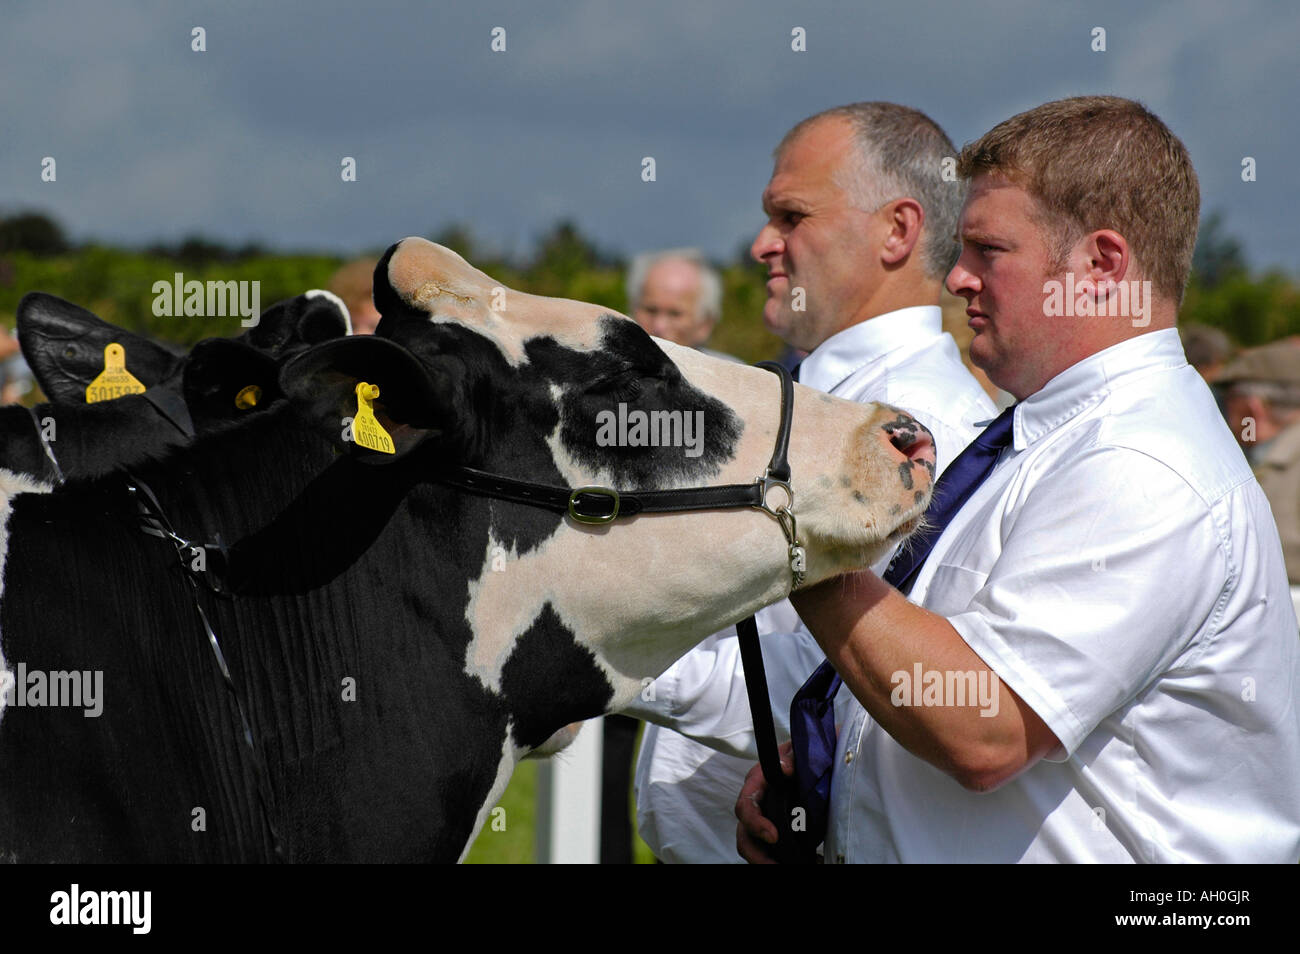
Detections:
568,486,621,525
756,473,794,517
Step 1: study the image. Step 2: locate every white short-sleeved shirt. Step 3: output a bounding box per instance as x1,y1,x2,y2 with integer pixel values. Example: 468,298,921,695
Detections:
825,329,1300,863
627,306,996,863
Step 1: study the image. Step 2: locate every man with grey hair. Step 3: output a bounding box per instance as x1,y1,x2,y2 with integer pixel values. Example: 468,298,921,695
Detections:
627,249,729,356
623,102,996,862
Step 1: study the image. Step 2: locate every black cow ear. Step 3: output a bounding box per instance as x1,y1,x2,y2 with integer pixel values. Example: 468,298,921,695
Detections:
182,338,283,422
239,290,351,356
17,292,183,403
278,336,463,462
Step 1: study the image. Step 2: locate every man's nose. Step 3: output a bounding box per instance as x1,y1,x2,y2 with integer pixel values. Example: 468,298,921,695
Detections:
946,256,980,297
751,222,781,263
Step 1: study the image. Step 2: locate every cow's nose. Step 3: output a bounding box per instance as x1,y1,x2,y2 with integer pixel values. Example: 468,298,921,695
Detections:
891,426,934,468
879,417,936,485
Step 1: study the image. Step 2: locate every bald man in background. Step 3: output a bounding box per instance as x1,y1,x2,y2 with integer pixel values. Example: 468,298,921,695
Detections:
628,250,736,360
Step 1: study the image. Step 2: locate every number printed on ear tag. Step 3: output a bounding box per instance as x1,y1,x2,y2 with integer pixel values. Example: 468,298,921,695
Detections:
86,343,146,403
353,382,395,454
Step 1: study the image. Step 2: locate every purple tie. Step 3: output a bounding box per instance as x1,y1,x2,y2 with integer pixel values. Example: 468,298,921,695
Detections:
787,404,1017,852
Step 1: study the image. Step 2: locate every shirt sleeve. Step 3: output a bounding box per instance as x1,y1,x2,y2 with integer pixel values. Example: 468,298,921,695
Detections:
619,604,836,760
945,444,1228,760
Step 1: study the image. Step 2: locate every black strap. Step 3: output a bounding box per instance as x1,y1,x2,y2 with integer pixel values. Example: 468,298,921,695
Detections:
736,361,816,862
124,470,283,861
737,615,784,785
737,613,812,863
753,361,792,482
436,467,764,519
433,360,796,523
26,405,65,485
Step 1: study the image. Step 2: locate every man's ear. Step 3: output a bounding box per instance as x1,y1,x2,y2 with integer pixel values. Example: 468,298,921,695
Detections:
17,292,183,402
880,198,925,267
278,335,465,462
182,338,284,423
1079,229,1130,299
239,290,352,356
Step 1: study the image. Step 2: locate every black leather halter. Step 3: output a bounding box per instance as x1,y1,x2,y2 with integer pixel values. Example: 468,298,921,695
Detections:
433,360,806,585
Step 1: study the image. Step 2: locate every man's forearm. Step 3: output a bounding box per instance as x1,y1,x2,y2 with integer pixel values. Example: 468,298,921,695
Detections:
789,570,1058,791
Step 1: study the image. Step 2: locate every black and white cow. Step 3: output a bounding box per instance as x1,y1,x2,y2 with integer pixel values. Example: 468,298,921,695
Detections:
0,239,935,862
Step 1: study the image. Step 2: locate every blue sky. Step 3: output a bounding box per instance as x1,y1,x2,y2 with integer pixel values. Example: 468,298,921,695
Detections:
2,0,1296,269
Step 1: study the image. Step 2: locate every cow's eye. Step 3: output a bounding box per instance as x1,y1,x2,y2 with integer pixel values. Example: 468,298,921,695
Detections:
588,365,651,400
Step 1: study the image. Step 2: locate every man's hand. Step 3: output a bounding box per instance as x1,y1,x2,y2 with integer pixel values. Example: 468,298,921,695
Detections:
735,741,794,864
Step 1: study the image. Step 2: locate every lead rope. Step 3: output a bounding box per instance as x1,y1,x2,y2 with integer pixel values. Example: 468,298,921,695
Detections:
123,470,285,862
27,405,65,486
735,362,815,863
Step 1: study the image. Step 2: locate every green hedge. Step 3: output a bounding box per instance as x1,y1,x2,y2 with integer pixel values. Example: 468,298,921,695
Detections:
2,244,1294,361
0,248,786,364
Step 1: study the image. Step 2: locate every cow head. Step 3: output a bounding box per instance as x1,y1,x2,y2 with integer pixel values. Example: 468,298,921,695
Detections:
281,238,934,725
179,291,352,428
2,292,350,490
18,290,351,409
17,292,184,403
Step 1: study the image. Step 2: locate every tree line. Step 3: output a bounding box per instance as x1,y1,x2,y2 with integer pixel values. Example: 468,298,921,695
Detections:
1,211,1295,364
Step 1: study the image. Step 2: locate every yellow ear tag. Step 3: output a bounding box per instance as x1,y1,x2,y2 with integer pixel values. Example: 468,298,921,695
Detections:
85,343,147,403
352,382,395,454
234,384,262,410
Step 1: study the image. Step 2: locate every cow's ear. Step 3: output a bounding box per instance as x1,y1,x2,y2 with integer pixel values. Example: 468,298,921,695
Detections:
278,336,464,462
239,290,351,356
182,338,284,422
17,292,183,403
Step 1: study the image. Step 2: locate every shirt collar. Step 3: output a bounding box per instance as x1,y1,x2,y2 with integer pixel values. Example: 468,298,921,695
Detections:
798,306,942,393
1012,328,1188,450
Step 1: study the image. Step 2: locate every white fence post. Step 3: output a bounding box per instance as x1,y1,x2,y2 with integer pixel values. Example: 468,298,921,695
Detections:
535,718,604,863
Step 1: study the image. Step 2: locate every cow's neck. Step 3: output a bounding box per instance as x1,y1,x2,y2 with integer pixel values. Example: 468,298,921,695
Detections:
122,409,522,861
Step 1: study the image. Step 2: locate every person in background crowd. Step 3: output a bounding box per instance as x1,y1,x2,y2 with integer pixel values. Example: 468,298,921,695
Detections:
627,250,736,360
1217,338,1300,621
623,102,994,862
0,326,33,404
327,258,382,335
1180,323,1235,382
